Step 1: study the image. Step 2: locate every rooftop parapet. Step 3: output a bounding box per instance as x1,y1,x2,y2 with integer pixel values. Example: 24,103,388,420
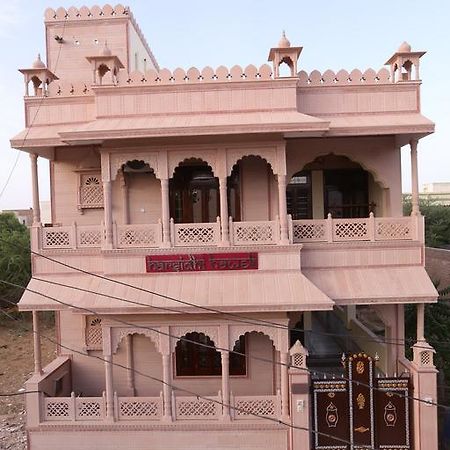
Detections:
297,68,391,86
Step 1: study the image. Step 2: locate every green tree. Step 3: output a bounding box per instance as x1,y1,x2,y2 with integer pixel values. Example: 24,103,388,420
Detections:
0,213,31,306
403,197,450,248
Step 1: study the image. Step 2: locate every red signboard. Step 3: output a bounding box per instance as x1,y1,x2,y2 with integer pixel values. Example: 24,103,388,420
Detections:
145,252,258,273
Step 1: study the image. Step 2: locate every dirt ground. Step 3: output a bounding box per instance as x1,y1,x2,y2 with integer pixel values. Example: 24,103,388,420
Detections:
0,312,56,450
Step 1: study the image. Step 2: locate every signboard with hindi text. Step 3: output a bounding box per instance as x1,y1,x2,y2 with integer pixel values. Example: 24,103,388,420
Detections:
145,252,258,273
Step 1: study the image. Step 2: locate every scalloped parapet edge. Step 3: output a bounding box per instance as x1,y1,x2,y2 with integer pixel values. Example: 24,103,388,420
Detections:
44,4,159,71
43,64,274,96
117,64,274,86
297,68,391,85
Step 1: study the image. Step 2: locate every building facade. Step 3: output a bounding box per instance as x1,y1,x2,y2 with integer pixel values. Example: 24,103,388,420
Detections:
11,5,439,450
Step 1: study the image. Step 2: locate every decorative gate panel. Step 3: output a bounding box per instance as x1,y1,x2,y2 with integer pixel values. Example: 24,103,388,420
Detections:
312,353,412,450
375,378,411,449
312,380,349,449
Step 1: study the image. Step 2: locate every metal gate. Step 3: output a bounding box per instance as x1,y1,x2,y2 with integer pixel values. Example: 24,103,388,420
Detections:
312,353,412,449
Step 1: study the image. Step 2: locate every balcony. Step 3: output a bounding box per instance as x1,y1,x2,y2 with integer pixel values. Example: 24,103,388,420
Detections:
27,357,282,426
35,213,423,251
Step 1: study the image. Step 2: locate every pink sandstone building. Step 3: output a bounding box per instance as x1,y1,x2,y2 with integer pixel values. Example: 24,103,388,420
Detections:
11,4,440,450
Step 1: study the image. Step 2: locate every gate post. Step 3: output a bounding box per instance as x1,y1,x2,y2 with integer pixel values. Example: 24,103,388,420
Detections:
288,341,310,450
411,341,438,450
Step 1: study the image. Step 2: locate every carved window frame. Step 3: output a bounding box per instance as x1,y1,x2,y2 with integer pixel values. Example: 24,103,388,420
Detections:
77,170,104,211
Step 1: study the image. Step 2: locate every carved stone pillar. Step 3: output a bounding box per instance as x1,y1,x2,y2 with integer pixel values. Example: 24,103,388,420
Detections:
162,353,172,421
103,180,113,248
410,139,420,216
30,154,41,225
160,178,171,247
221,350,231,420
277,174,289,245
103,326,114,421
104,354,114,420
417,303,425,342
126,334,135,395
219,177,230,246
120,171,129,225
280,351,290,420
32,311,42,375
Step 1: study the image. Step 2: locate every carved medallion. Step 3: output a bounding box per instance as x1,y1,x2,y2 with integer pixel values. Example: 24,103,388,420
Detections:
325,402,338,428
384,402,397,427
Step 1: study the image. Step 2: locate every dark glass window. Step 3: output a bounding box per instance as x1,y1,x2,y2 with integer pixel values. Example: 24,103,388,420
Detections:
324,170,369,218
175,332,221,376
287,171,312,219
175,332,247,377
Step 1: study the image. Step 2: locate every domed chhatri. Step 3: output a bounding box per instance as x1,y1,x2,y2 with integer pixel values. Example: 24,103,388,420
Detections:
268,31,302,77
398,41,412,53
278,31,291,48
32,53,46,69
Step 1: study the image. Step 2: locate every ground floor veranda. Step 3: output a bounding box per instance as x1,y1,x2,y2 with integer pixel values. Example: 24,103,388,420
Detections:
24,306,438,450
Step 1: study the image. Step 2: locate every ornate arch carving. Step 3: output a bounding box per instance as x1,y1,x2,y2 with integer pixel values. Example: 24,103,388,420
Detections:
228,325,282,352
170,325,219,353
111,327,161,354
110,152,161,181
168,150,218,178
226,147,281,176
288,152,388,189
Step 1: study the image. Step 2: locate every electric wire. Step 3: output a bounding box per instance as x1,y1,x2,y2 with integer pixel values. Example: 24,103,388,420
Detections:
1,279,447,412
0,307,366,449
12,238,445,350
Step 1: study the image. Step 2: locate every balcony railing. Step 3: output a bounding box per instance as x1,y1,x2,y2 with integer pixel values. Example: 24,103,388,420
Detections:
34,213,422,251
289,213,417,243
44,392,106,421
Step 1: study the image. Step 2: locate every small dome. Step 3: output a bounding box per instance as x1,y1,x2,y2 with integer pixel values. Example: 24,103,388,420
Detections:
32,54,46,69
100,42,112,57
398,41,411,52
278,31,291,48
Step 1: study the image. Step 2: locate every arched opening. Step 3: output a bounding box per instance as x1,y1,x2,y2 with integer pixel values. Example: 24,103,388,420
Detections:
175,332,221,376
170,159,218,223
231,155,276,221
288,154,383,219
113,333,162,397
229,331,275,395
278,56,294,77
97,63,110,84
121,160,160,224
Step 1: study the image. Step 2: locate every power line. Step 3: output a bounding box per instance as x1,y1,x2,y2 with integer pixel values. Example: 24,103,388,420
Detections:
0,307,364,449
1,279,447,412
11,238,442,350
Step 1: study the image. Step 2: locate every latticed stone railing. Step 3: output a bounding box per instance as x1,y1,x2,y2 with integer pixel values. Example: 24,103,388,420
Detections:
43,392,106,421
232,392,281,420
41,224,103,249
171,218,221,247
173,393,221,420
229,217,281,246
289,213,419,244
36,214,421,251
115,222,162,248
116,393,162,420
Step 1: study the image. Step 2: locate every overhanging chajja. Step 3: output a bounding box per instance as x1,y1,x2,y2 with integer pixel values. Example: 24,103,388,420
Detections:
303,265,438,305
18,270,334,313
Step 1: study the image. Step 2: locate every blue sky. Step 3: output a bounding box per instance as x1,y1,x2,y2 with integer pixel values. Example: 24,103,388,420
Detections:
0,0,449,209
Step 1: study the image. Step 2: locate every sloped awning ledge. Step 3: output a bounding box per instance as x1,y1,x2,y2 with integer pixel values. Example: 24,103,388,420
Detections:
58,111,330,143
303,266,438,305
18,270,334,313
